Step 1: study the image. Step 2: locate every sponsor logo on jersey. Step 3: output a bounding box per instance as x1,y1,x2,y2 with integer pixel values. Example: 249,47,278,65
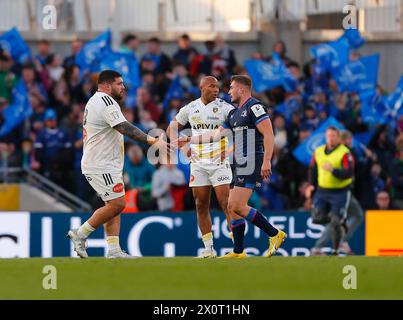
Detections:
192,124,220,130
234,126,249,131
113,183,124,193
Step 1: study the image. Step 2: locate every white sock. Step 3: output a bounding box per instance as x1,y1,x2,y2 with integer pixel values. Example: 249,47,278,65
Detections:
106,236,121,251
202,232,214,252
77,221,95,239
229,231,234,244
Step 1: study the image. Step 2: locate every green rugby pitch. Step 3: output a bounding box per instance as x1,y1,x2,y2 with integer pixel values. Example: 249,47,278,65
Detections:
1,256,402,299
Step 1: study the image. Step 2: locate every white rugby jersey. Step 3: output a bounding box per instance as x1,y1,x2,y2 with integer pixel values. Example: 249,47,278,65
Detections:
176,98,234,164
81,91,127,174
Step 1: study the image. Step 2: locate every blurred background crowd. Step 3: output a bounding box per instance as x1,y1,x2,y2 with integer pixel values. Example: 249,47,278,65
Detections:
0,31,402,212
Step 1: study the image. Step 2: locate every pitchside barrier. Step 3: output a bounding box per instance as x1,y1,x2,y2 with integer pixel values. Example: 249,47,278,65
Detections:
0,211,379,258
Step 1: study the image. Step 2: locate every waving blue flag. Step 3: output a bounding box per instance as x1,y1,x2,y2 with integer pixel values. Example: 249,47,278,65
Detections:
163,76,185,109
0,28,31,64
245,54,297,93
333,54,379,93
75,30,112,75
338,28,365,49
386,75,403,117
0,80,33,136
360,92,388,125
360,75,403,127
293,117,346,166
100,52,141,89
310,39,350,72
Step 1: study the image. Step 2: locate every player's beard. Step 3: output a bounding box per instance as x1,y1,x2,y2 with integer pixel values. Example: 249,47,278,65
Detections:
111,89,123,101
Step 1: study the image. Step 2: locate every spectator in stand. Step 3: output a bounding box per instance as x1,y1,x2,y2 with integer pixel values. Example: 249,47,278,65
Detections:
51,76,72,120
152,161,186,211
35,39,52,66
119,34,140,59
124,144,155,190
214,35,238,74
29,95,47,134
63,39,83,68
173,34,198,69
369,125,395,175
139,109,157,132
141,37,172,76
21,63,48,105
0,51,17,104
134,86,161,123
33,109,73,190
124,144,156,210
389,142,403,209
45,54,64,82
374,191,397,210
301,104,320,131
273,114,288,150
266,40,291,64
190,40,216,77
64,65,85,104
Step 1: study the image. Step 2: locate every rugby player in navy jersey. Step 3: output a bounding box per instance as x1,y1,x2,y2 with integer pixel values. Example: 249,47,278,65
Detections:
175,75,287,258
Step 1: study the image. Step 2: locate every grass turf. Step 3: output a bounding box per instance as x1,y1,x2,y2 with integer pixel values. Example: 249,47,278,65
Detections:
1,256,402,300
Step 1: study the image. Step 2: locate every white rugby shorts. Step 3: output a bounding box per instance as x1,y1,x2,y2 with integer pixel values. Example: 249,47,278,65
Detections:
189,161,232,187
83,173,125,201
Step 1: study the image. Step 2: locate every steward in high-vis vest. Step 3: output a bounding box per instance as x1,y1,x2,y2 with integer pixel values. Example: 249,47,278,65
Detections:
305,126,354,255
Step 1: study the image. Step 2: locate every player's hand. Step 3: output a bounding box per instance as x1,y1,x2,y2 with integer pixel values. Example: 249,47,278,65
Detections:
261,160,272,181
151,133,173,154
305,185,315,199
172,136,190,149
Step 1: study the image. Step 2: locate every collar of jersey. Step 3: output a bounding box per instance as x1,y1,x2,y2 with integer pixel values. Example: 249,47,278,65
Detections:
199,98,216,107
238,96,252,109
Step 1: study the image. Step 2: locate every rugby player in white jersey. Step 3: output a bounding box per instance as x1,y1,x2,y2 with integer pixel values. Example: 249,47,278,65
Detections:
167,76,234,258
67,70,169,259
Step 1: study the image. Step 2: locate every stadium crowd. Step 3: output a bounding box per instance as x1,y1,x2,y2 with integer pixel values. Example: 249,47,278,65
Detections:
0,33,402,212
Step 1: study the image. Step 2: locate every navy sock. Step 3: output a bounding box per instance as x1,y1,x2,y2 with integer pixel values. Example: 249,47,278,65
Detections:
231,219,246,254
246,208,278,237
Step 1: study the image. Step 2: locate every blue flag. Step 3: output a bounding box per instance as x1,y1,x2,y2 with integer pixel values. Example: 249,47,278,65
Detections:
386,75,403,117
0,80,33,136
333,54,379,93
245,54,297,93
310,39,350,72
360,75,403,126
163,76,185,109
360,93,388,125
0,28,31,64
338,28,365,49
100,51,141,90
293,117,346,166
75,30,112,75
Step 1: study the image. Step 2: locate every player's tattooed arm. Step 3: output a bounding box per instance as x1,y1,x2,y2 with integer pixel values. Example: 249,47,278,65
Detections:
113,121,156,145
